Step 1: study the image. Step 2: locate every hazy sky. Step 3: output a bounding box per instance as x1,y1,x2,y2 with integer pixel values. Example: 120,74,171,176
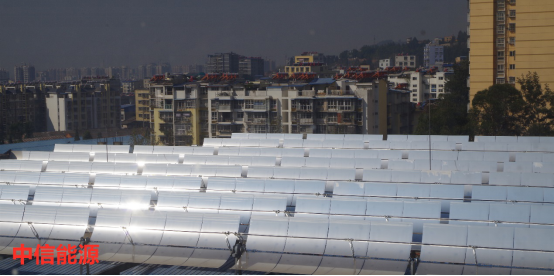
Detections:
0,0,468,70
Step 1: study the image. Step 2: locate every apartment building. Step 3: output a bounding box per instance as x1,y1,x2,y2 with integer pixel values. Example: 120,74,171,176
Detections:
135,89,150,126
379,59,392,69
207,52,240,74
0,83,47,140
45,77,122,131
121,80,143,95
0,69,8,83
394,54,417,68
206,77,412,137
239,57,265,79
388,70,451,103
424,42,444,68
468,0,554,101
148,74,204,146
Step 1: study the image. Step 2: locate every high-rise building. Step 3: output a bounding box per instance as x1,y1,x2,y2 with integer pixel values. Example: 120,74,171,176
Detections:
148,74,203,146
207,52,240,73
424,42,444,68
239,57,265,79
13,66,23,83
13,65,36,83
81,67,92,78
23,65,35,83
468,0,554,101
264,59,276,75
45,76,122,131
0,83,47,140
66,67,80,81
0,69,9,83
135,88,150,126
121,66,130,80
106,67,121,79
155,63,171,75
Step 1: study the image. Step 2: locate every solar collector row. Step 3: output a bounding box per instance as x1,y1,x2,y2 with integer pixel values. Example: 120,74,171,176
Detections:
2,165,554,188
48,144,554,161
2,203,553,273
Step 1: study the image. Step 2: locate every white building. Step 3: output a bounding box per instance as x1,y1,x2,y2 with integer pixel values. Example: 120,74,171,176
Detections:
394,55,416,68
424,43,444,68
387,71,451,103
379,59,392,69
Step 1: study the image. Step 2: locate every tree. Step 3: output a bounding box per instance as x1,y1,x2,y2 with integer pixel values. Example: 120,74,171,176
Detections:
414,61,472,135
83,131,93,140
471,84,526,136
518,72,554,136
129,127,158,146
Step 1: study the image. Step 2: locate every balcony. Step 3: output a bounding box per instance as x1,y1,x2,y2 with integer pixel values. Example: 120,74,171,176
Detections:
217,105,231,111
295,105,313,112
298,118,313,125
298,90,315,97
159,116,173,123
175,130,191,136
326,90,356,96
175,117,191,124
218,118,233,123
327,106,355,112
246,118,267,124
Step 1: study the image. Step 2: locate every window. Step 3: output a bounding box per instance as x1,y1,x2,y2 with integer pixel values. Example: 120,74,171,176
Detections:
439,84,444,87
410,56,414,60
497,24,505,34
498,51,505,59
412,93,417,97
509,0,515,4
410,62,414,66
497,64,505,72
509,37,515,45
509,64,516,70
509,10,516,17
439,89,444,92
412,98,417,101
509,51,516,57
327,114,337,123
509,23,516,32
509,77,516,84
438,77,444,80
412,77,417,80
245,100,253,109
236,112,244,119
412,84,417,87
497,0,505,9
497,11,505,21
412,89,417,93
497,37,505,47
211,112,217,121
497,78,505,84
